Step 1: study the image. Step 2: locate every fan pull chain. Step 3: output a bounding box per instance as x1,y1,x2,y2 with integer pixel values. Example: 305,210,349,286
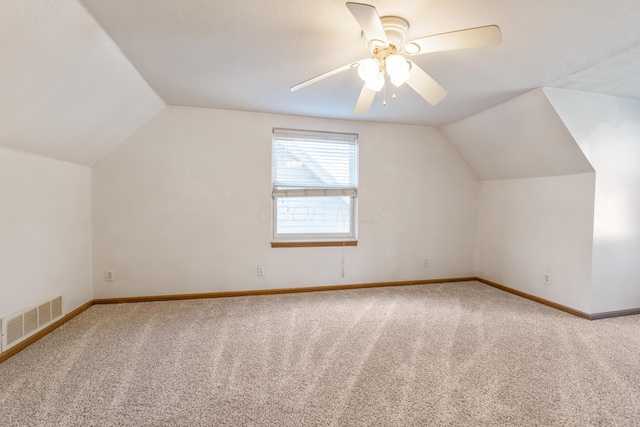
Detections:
393,86,397,100
383,82,387,106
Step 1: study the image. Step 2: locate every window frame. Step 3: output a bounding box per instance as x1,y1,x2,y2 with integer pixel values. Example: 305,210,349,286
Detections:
271,128,359,245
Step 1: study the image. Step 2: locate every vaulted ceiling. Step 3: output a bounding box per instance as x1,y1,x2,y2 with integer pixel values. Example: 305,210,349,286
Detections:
2,0,639,165
0,0,163,166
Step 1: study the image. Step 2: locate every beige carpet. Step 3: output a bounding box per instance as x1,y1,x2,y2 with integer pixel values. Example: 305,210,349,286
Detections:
1,281,640,426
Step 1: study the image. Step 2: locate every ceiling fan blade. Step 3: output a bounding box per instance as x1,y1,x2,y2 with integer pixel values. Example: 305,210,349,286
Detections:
353,83,376,114
346,2,388,46
406,61,447,105
403,25,501,55
290,62,358,92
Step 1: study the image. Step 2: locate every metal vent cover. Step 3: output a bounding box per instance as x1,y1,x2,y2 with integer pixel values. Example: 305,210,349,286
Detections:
51,297,63,319
38,302,51,326
6,316,23,347
23,308,38,336
1,295,63,352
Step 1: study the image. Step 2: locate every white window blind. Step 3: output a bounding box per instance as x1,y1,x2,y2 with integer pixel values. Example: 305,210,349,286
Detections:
272,128,358,240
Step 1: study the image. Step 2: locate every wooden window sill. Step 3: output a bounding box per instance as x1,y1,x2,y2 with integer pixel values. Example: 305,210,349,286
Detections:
271,241,358,248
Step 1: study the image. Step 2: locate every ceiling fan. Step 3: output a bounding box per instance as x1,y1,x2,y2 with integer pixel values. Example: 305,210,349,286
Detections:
290,2,502,114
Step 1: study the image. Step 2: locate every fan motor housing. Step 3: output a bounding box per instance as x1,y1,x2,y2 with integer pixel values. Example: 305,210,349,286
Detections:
362,16,410,52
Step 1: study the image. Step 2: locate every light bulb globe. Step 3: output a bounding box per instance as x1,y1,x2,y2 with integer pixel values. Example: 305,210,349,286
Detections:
385,54,408,78
358,58,380,82
390,68,410,87
365,72,385,92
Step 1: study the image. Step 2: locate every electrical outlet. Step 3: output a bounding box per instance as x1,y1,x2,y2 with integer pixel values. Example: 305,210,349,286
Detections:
544,273,551,285
257,265,264,276
105,269,115,282
423,258,429,267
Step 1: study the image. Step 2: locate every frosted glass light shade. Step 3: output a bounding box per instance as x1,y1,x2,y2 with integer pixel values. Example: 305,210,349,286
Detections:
358,58,380,82
365,72,385,91
386,54,410,87
390,67,410,87
385,54,407,76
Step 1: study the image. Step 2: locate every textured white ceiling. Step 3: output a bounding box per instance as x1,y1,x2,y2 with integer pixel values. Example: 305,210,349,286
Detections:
550,45,640,98
0,0,163,166
78,0,640,127
3,1,639,166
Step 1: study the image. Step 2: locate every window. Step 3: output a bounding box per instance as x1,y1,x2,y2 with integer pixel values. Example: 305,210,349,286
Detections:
272,128,358,245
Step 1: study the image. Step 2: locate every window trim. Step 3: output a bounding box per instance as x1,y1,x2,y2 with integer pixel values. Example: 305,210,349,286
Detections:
271,128,358,244
271,240,358,248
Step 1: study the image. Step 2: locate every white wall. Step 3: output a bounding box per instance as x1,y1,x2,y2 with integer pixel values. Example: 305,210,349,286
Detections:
545,88,640,313
91,106,479,298
443,88,597,313
476,174,595,313
0,147,92,320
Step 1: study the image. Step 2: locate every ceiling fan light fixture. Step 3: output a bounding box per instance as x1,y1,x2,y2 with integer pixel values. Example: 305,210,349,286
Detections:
291,3,502,114
385,54,407,75
390,69,410,87
365,71,385,91
358,58,381,82
386,54,410,87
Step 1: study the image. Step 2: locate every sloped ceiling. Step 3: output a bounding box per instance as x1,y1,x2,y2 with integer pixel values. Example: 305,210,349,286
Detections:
441,89,594,180
544,88,640,168
79,0,640,127
0,0,164,166
550,46,640,99
2,1,640,166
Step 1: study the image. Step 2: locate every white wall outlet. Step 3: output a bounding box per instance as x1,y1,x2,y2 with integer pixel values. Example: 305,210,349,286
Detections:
257,265,264,276
544,273,551,285
105,269,115,281
423,258,429,267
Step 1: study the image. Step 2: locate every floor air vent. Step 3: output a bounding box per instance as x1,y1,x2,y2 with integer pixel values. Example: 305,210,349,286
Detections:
1,295,63,352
